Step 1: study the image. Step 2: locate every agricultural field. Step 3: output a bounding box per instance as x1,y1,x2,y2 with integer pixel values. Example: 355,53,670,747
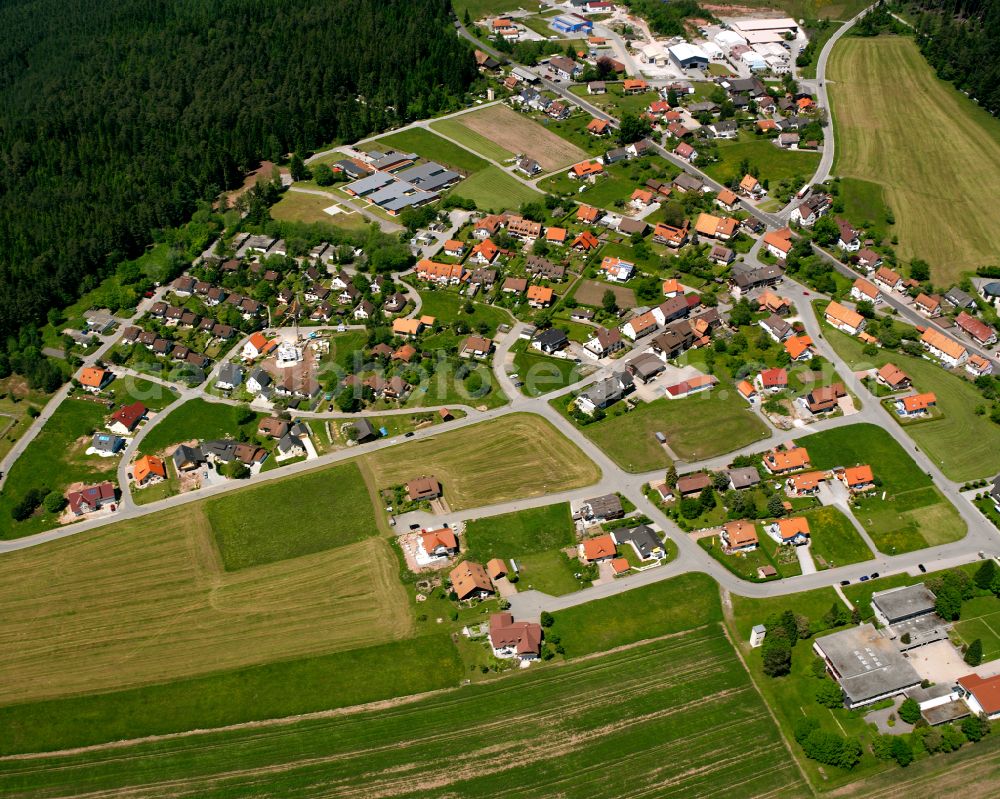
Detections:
702,130,820,187
365,413,601,509
441,104,588,171
820,319,1000,481
0,628,807,799
563,389,770,473
365,127,489,175
431,115,516,163
0,397,121,539
463,503,581,595
450,164,544,210
207,462,379,570
727,0,870,19
829,36,1000,283
795,423,966,553
0,502,413,709
138,397,264,455
270,190,368,230
837,176,894,242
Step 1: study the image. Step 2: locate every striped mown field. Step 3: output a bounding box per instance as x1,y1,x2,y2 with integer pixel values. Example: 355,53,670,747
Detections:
829,36,1000,283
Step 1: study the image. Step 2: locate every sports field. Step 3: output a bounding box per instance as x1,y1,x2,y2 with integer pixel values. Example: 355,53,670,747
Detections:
270,190,368,230
829,37,1000,282
796,423,966,553
568,390,770,472
821,318,1000,481
952,595,1000,662
444,104,588,171
0,503,411,706
0,629,808,799
366,413,601,509
450,165,543,211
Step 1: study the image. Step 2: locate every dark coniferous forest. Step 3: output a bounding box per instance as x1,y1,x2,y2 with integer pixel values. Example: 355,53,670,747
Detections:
0,0,475,351
904,0,1000,116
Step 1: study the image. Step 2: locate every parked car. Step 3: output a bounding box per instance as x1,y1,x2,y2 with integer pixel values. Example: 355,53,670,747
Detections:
918,563,927,573
404,431,415,438
859,575,869,582
840,579,850,586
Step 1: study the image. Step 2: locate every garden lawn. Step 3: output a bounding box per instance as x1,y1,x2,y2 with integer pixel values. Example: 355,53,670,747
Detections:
206,462,378,570
801,506,873,569
450,165,542,211
365,413,601,510
516,549,586,595
566,389,770,472
367,128,488,175
106,376,178,411
795,422,965,553
513,342,587,397
139,398,264,455
0,398,119,539
416,290,510,335
0,630,806,799
403,355,507,410
463,503,574,561
821,320,1000,481
702,130,819,186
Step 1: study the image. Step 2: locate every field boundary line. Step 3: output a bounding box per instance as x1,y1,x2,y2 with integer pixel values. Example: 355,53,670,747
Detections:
0,624,717,762
719,587,817,797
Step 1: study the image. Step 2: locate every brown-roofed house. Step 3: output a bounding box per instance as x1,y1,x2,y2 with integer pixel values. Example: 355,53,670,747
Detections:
676,472,712,497
406,476,441,502
876,363,910,391
489,612,542,660
449,561,494,600
486,558,507,580
582,534,617,561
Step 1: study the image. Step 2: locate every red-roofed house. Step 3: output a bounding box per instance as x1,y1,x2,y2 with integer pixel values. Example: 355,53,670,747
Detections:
755,367,788,393
489,612,543,661
107,401,147,435
895,392,937,417
957,673,1000,719
66,481,117,516
839,465,875,492
955,312,997,345
582,534,617,561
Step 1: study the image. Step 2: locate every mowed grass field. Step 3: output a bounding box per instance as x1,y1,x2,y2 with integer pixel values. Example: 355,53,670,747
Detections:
365,127,488,175
702,131,820,186
567,389,770,472
366,413,601,509
829,37,1000,282
0,629,808,799
207,462,379,570
821,319,1000,480
139,397,264,455
0,502,412,707
795,423,966,553
450,165,543,211
952,595,1000,662
445,104,588,171
800,505,873,569
270,190,368,230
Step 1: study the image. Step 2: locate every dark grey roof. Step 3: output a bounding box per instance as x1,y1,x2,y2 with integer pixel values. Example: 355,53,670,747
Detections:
277,433,304,455
216,363,244,386
814,624,922,707
727,466,761,490
354,418,377,440
91,432,124,454
584,493,623,519
871,584,937,623
613,525,664,559
171,444,205,469
248,367,271,388
536,328,569,350
943,287,975,308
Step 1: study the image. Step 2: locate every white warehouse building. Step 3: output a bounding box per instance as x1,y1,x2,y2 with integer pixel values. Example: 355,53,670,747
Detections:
668,42,709,69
